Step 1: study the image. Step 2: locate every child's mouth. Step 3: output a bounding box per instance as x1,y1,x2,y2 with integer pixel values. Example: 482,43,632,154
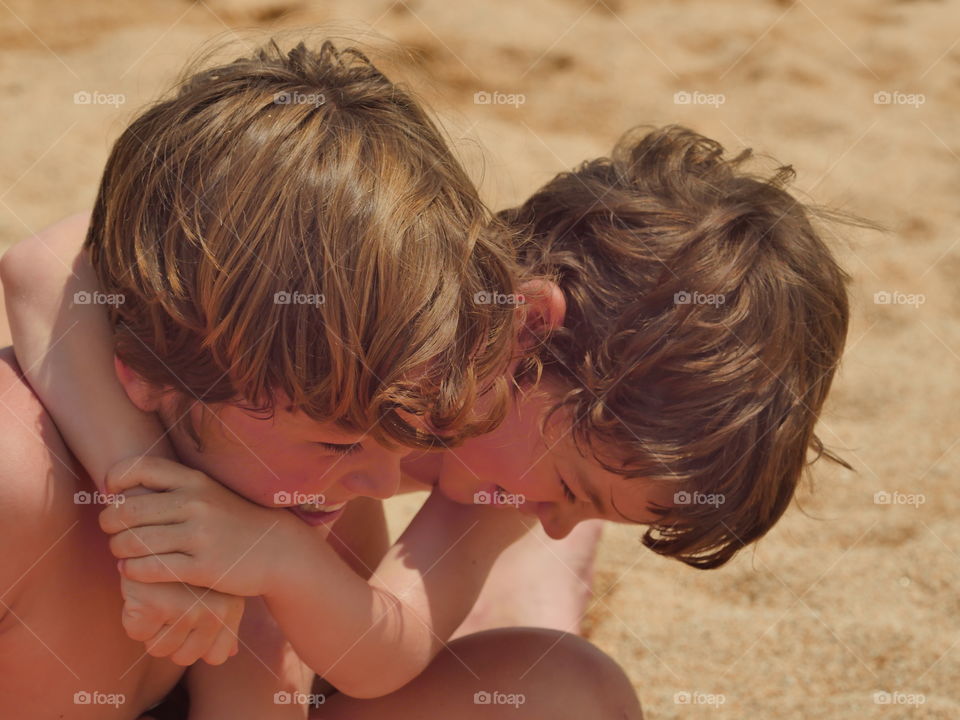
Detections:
287,500,348,526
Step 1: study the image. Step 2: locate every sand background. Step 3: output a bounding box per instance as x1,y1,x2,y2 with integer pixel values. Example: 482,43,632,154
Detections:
1,1,957,717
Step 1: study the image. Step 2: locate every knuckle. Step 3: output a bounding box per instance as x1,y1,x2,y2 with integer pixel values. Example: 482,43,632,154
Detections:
123,619,154,641
170,649,197,666
98,508,119,534
195,524,214,550
186,467,210,486
145,643,169,658
121,607,142,624
104,459,131,489
184,497,207,519
137,455,166,475
108,534,125,557
129,557,155,582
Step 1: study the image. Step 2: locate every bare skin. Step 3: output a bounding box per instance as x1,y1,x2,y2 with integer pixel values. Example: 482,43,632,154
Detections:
1,213,617,642
400,456,603,638
0,350,636,720
0,346,183,718
453,520,603,638
0,283,9,345
0,339,389,719
315,627,642,719
0,227,642,718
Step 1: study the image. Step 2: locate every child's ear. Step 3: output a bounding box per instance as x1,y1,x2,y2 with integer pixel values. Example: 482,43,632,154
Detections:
113,356,164,412
516,279,566,353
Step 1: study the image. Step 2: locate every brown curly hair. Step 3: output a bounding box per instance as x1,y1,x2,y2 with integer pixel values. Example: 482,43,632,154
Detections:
506,125,856,568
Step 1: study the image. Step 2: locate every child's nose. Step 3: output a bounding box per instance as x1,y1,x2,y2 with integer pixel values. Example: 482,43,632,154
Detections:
341,468,400,499
537,503,580,540
340,446,407,499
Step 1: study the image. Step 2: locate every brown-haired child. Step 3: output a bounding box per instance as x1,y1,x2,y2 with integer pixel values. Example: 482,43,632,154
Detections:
431,124,853,581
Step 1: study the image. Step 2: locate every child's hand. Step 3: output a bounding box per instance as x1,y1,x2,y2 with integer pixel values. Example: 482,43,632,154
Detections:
98,457,303,597
120,575,243,666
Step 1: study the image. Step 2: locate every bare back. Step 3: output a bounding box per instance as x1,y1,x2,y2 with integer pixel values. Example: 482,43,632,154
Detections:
0,346,182,719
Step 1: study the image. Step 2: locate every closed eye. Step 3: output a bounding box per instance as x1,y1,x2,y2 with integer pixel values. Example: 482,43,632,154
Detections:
315,442,362,456
558,474,577,503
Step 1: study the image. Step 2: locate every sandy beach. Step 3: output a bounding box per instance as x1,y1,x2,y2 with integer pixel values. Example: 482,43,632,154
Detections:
1,1,957,717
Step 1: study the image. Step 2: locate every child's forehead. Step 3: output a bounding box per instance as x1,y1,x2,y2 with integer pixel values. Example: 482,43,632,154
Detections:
273,392,430,439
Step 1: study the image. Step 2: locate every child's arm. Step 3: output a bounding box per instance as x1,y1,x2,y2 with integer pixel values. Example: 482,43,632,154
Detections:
0,213,177,487
100,460,532,699
266,487,533,697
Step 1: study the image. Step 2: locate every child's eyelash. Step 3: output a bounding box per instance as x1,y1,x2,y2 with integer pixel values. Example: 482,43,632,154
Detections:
317,442,362,456
558,475,577,503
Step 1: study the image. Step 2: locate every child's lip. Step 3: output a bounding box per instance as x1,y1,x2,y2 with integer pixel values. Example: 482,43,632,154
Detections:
286,503,346,526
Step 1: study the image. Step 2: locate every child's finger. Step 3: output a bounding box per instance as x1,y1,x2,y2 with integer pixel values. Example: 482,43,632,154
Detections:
144,621,189,658
203,624,241,666
109,525,190,560
120,553,195,586
169,624,221,667
98,493,185,535
121,601,165,642
105,455,198,495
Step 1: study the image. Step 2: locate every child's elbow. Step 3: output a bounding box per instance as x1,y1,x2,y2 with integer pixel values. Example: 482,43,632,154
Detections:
331,657,431,700
0,234,63,306
0,237,43,299
336,679,410,700
0,213,90,301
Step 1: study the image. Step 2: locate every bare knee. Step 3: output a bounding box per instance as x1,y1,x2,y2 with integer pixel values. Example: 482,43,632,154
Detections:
317,627,642,720
446,627,642,719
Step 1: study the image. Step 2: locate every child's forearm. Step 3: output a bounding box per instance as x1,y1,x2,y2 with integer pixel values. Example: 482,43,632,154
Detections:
0,214,175,489
263,522,433,698
263,489,530,698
